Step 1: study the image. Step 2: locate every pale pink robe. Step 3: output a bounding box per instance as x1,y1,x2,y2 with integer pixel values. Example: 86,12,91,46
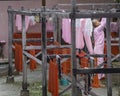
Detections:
110,22,119,33
62,19,71,44
46,17,53,32
62,18,93,54
83,18,94,54
16,15,36,32
93,18,106,79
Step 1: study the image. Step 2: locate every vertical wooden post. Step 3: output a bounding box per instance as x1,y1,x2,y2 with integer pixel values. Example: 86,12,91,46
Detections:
42,0,46,6
6,6,14,83
20,7,29,96
106,18,112,96
41,0,47,95
71,0,81,96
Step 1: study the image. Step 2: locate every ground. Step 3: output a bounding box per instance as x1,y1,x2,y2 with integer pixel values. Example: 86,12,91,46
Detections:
0,62,120,96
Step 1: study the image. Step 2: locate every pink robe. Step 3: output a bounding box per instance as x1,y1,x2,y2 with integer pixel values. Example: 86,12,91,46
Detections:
93,18,106,79
46,17,53,32
110,22,119,33
62,19,71,44
62,18,93,54
83,18,94,54
15,15,36,32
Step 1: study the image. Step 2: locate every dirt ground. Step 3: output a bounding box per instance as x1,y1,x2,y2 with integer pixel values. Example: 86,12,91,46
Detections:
0,63,120,96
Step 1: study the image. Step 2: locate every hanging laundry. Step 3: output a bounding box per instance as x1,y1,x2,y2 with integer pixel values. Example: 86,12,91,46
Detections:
29,49,37,71
46,17,54,32
75,19,86,49
62,19,71,44
48,59,59,96
110,22,119,33
14,43,22,72
83,18,94,54
62,18,93,54
15,15,36,32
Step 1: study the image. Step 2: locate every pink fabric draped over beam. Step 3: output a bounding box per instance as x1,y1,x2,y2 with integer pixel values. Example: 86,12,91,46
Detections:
62,18,93,54
15,15,36,32
16,15,53,32
46,17,54,32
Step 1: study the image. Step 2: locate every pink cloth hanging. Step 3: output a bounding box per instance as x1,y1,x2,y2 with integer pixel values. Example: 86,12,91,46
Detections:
46,17,54,32
15,15,36,32
110,22,119,33
62,18,93,54
75,19,85,49
62,19,71,44
83,18,94,54
62,18,85,49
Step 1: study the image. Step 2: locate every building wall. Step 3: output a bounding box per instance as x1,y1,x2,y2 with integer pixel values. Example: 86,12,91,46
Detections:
0,0,114,58
59,0,114,3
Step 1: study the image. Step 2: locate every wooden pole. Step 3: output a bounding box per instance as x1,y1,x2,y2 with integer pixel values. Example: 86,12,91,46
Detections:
42,0,46,6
